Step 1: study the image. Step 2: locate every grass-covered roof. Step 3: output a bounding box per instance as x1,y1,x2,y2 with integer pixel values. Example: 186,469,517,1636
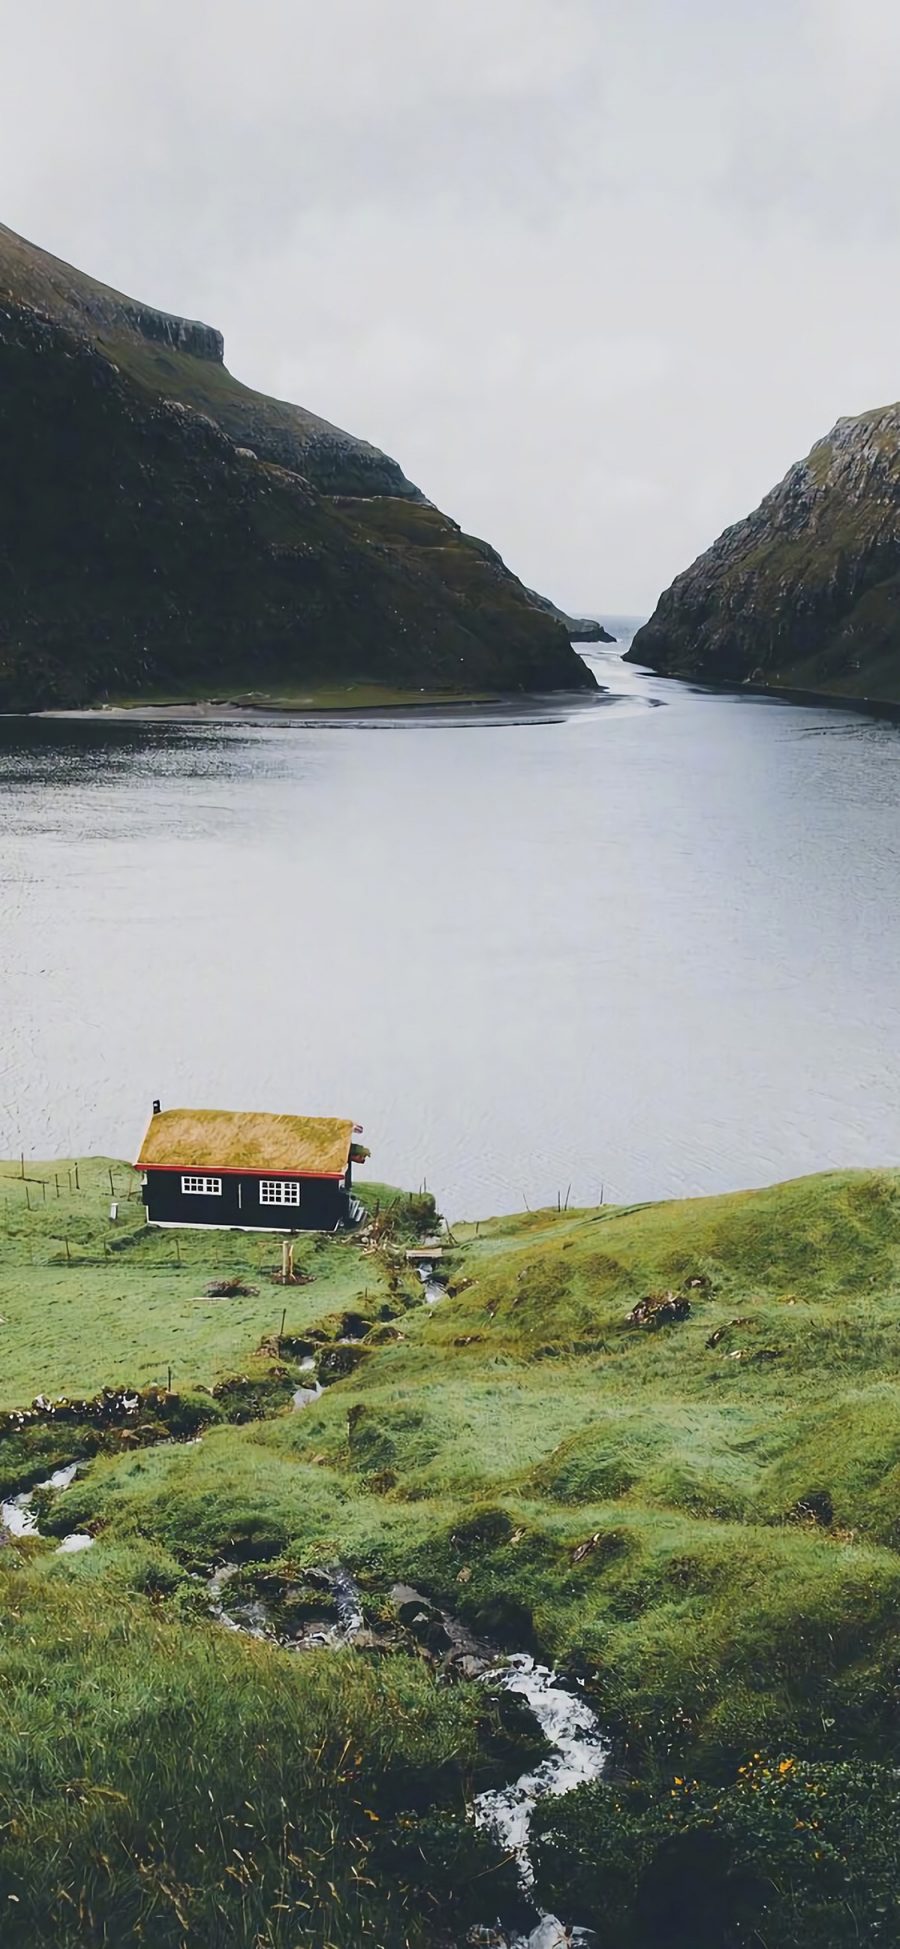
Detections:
136,1108,355,1178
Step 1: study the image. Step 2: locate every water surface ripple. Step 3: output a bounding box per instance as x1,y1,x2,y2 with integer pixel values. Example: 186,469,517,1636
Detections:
2,632,899,1215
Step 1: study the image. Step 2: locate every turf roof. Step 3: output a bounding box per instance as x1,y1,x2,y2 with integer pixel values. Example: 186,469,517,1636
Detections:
135,1108,356,1178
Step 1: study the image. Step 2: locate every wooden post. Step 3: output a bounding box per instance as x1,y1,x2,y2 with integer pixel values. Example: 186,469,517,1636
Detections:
41,1179,47,1202
281,1239,294,1284
64,1238,71,1265
20,1153,24,1180
167,1365,172,1394
279,1305,287,1343
108,1168,115,1198
24,1183,31,1211
175,1236,181,1266
564,1184,571,1211
74,1162,80,1191
55,1173,60,1198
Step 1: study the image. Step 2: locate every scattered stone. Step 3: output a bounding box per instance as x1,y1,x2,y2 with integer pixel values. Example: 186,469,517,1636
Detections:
706,1317,752,1349
205,1278,259,1299
790,1489,834,1527
318,1343,369,1383
627,1291,691,1329
338,1311,374,1341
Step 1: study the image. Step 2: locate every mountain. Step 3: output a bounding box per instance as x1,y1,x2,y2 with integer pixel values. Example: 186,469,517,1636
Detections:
0,223,594,710
523,588,616,642
627,404,900,704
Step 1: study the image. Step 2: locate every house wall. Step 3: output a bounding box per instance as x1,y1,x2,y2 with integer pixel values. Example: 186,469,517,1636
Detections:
142,1171,349,1231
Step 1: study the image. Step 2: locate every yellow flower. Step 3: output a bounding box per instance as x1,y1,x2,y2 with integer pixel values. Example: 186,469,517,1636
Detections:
779,1759,795,1774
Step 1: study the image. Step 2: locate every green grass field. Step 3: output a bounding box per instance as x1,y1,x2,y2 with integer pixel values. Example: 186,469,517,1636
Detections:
4,1162,900,1944
0,1158,399,1403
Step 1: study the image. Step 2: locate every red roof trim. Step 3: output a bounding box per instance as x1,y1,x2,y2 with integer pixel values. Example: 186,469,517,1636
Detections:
135,1163,346,1181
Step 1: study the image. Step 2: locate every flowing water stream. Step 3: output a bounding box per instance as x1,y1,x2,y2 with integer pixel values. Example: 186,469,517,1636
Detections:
1,1463,94,1552
3,1447,605,1943
471,1656,608,1948
4,1286,600,1941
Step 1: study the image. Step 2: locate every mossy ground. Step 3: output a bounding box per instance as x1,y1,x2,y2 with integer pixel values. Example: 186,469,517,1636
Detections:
4,1163,900,1942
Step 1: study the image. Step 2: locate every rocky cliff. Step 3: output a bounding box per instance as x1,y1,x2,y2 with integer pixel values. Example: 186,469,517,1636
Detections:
0,223,594,709
628,405,900,704
523,589,615,642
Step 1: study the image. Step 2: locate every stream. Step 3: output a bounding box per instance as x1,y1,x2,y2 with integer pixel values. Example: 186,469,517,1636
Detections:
471,1656,608,1948
417,1259,446,1304
292,1353,324,1409
2,1359,606,1946
1,1463,94,1553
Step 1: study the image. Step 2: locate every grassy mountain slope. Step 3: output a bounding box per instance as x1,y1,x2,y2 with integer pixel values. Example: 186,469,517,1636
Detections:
628,405,900,705
0,220,420,500
3,1162,900,1942
0,223,594,709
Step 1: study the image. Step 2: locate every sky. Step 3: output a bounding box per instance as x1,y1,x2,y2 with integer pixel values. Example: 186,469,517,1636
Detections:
4,0,900,614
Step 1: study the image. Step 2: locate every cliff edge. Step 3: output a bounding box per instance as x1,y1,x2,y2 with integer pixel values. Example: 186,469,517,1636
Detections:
627,404,900,705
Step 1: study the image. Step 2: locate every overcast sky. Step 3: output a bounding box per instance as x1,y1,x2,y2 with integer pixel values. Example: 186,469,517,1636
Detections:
4,0,900,613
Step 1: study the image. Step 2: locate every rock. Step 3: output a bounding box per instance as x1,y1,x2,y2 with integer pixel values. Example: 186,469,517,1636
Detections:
627,401,900,705
627,1291,691,1329
337,1311,374,1341
318,1343,369,1383
791,1489,834,1526
705,1316,752,1349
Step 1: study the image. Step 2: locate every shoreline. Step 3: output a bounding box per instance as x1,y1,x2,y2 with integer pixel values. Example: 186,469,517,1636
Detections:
34,684,614,728
625,655,900,724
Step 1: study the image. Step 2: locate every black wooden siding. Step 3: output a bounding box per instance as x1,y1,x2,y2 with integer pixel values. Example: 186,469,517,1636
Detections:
142,1170,349,1231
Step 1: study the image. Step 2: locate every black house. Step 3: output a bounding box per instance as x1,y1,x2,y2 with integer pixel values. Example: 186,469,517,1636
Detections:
136,1104,368,1232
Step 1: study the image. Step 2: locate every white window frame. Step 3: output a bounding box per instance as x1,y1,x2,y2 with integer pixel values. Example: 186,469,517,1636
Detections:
259,1178,301,1207
181,1174,223,1197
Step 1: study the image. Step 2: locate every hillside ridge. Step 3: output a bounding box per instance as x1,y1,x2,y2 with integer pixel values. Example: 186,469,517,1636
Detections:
628,400,900,703
0,223,594,709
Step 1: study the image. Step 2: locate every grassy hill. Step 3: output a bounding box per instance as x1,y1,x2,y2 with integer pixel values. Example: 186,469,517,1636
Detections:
3,1163,900,1943
0,222,594,710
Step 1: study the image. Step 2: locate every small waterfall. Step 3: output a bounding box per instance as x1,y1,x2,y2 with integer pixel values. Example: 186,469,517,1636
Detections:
473,1655,608,1947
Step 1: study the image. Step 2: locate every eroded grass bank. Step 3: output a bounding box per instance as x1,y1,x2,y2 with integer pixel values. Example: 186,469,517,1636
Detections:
4,1163,900,1943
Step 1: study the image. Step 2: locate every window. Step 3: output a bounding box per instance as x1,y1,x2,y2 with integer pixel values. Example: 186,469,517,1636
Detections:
259,1179,301,1206
181,1174,222,1196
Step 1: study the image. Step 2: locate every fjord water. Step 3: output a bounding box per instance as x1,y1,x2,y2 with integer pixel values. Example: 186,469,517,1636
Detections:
2,629,899,1217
